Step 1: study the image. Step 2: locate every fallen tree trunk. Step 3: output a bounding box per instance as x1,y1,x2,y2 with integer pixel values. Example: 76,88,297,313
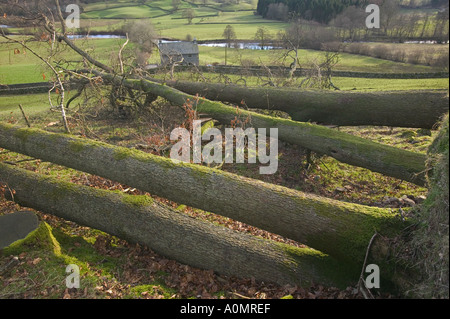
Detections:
0,123,406,268
166,81,449,129
0,163,353,288
94,72,427,186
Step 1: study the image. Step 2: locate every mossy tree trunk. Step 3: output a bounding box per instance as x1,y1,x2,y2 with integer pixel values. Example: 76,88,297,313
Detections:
408,114,449,298
93,72,428,186
165,81,449,129
0,123,406,269
0,162,356,288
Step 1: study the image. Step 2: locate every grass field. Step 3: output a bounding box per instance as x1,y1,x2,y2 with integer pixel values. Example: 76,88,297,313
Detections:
1,36,447,85
74,0,279,40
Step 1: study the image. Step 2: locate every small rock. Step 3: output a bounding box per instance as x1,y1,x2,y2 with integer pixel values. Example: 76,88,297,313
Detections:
382,196,401,206
0,211,39,249
335,187,346,193
415,195,426,204
400,195,416,207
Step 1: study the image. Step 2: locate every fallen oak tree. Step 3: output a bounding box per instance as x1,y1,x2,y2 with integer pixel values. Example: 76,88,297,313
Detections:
0,162,354,288
86,71,428,186
0,123,406,269
164,80,449,129
3,80,447,130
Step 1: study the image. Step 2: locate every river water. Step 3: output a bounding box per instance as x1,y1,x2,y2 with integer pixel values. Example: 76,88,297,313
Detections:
67,35,281,50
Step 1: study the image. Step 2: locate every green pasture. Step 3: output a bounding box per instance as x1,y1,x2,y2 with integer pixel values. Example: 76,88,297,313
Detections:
0,93,64,125
169,71,449,91
1,36,446,86
82,5,167,19
77,0,285,40
197,46,446,73
151,11,287,40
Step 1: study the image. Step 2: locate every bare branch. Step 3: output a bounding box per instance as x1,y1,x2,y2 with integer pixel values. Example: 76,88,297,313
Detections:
1,32,70,133
118,33,130,75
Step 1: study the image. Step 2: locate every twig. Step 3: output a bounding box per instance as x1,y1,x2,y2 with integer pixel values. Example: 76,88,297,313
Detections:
118,33,130,74
3,158,38,165
232,292,251,299
18,104,31,128
357,232,378,298
0,257,19,276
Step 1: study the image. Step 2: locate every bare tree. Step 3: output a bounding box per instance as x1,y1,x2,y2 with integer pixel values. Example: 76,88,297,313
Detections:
123,19,157,66
299,51,341,90
254,26,272,50
433,8,450,43
331,6,366,41
278,21,304,83
1,0,162,119
172,0,181,11
380,0,401,36
0,0,75,132
182,8,196,24
222,24,236,65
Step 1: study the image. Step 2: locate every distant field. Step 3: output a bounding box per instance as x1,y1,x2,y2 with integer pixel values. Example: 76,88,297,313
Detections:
82,5,168,19
0,37,130,84
341,42,449,68
314,77,449,91
1,36,447,86
149,9,287,40
192,46,446,73
77,0,285,40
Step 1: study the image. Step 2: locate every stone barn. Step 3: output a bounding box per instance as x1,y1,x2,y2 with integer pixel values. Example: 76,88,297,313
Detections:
158,40,199,66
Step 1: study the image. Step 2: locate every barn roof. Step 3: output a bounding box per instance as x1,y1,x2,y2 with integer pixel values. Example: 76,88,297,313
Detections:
158,41,199,55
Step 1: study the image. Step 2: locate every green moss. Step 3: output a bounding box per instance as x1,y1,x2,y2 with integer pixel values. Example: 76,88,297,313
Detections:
121,194,154,208
409,113,449,298
400,130,417,139
4,222,61,256
111,146,178,172
43,177,82,201
416,128,432,137
113,148,133,161
275,241,357,289
112,146,152,162
68,140,87,153
127,282,178,299
286,193,406,268
428,115,449,156
13,127,40,144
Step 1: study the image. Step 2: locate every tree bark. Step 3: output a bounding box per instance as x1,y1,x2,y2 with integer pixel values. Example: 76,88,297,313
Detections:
0,163,355,288
166,81,449,129
94,72,428,186
0,123,406,268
